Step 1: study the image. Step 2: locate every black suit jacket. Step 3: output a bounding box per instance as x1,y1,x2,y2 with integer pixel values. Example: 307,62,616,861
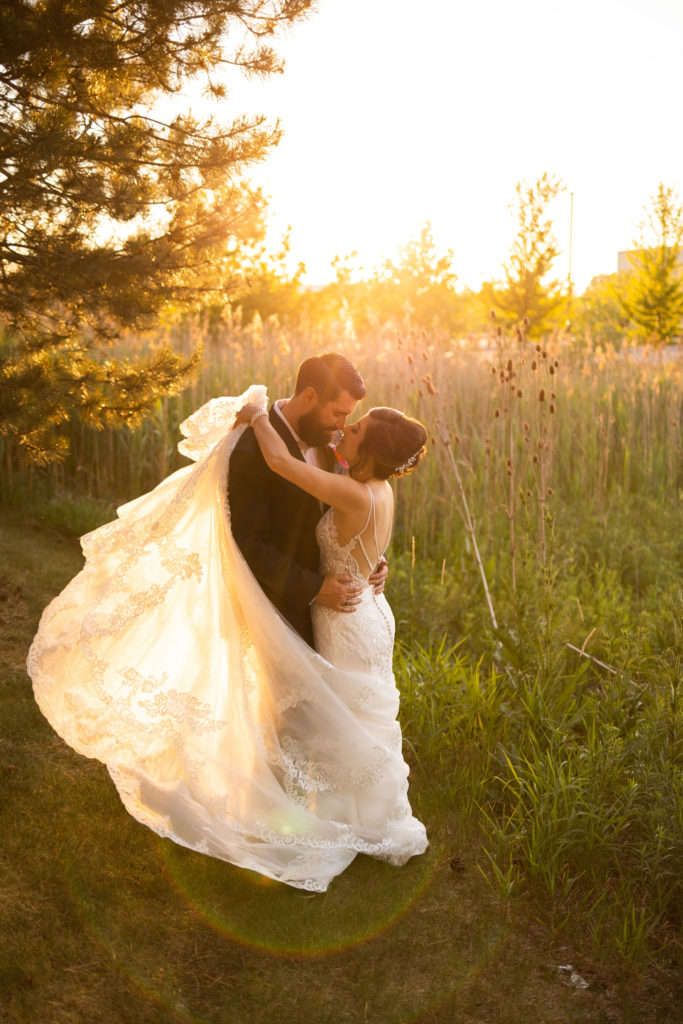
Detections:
228,406,334,647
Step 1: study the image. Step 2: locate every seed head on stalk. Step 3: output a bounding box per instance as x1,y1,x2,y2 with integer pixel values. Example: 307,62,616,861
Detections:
419,367,498,631
421,373,438,396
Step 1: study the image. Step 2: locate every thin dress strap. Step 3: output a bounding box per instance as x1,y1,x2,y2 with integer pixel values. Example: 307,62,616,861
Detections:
356,485,380,574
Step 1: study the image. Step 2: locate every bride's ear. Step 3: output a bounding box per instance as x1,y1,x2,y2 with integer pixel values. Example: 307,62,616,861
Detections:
353,451,375,481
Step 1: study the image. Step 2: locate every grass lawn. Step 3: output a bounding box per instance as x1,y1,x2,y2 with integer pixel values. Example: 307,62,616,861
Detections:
1,507,680,1024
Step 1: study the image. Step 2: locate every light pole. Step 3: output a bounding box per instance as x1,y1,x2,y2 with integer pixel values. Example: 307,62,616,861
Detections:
567,191,575,330
568,190,574,293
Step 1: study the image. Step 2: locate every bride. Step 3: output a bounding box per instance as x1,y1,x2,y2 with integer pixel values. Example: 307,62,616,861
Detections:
27,387,428,892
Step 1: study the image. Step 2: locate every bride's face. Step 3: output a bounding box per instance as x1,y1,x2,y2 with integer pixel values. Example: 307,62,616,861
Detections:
335,414,370,468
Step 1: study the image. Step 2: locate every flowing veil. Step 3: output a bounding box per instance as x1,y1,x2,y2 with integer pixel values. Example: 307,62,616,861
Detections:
27,388,426,891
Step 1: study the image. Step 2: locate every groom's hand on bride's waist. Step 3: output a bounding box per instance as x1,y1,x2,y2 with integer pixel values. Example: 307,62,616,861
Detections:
313,575,363,613
368,557,388,596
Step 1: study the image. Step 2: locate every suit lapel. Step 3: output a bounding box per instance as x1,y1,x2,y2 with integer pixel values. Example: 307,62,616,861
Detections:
269,405,306,462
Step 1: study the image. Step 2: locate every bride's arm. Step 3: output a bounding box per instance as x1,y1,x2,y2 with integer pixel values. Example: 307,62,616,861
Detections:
234,405,364,513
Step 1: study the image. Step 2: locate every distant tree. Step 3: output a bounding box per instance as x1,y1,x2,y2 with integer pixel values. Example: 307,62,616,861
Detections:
230,230,307,326
0,0,313,464
483,173,568,338
619,184,683,345
327,224,466,335
573,273,633,347
374,223,464,332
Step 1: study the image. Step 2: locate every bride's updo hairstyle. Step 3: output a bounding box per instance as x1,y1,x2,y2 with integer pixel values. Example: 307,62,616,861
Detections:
358,407,427,480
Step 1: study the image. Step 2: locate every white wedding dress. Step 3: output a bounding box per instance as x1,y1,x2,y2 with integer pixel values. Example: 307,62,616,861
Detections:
27,390,427,891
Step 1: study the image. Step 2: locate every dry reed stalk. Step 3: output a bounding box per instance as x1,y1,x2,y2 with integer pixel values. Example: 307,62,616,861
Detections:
486,320,561,582
419,368,498,631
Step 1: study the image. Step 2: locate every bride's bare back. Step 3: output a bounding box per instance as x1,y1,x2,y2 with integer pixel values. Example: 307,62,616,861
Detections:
328,481,393,581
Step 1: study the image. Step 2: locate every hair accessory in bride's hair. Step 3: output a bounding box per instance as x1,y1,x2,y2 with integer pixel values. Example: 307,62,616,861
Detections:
392,447,424,477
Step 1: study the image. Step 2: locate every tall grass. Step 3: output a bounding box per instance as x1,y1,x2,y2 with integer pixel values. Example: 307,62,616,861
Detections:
2,315,679,551
2,313,681,969
395,601,682,967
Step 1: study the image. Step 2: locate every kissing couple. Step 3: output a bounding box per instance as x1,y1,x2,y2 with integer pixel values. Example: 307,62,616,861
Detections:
28,352,429,891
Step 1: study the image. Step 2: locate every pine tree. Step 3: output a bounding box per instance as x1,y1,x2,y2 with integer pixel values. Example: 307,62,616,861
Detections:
0,0,313,463
483,174,567,338
620,184,683,345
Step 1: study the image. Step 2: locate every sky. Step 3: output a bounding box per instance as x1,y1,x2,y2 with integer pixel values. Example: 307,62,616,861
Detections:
210,0,683,292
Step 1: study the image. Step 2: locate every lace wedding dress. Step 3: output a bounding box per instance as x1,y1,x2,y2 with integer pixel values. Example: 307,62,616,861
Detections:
27,389,427,892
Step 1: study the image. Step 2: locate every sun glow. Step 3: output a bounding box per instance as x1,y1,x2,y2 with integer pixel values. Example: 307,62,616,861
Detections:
218,0,683,292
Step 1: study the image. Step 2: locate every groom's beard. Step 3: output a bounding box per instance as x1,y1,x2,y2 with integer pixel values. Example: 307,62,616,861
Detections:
297,407,335,448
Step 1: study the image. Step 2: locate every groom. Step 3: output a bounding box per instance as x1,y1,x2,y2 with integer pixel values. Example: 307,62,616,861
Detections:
228,353,387,648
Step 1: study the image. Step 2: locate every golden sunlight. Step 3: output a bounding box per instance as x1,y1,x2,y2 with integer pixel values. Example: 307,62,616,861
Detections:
221,0,683,291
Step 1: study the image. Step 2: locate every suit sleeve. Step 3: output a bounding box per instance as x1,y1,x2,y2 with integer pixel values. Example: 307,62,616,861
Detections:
228,439,324,610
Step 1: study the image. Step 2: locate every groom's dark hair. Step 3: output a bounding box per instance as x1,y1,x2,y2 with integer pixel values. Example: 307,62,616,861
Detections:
294,353,366,404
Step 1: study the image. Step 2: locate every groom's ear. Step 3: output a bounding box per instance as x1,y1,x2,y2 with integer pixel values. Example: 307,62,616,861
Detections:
299,386,320,409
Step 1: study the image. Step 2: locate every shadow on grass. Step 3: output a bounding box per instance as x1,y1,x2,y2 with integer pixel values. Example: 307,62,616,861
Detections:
47,766,510,1024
